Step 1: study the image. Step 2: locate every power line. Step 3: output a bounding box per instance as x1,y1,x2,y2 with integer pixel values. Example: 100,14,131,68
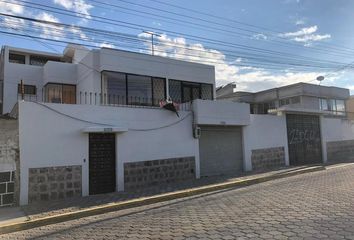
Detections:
2,0,354,61
1,13,352,71
143,0,354,53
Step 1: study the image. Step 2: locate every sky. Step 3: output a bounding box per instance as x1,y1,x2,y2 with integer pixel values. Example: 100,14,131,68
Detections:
0,0,354,94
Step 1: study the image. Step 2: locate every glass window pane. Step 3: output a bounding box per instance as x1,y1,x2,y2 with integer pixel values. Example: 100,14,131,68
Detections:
102,72,126,105
17,84,36,95
192,87,200,100
45,84,62,103
152,77,165,106
320,98,328,111
336,99,345,115
62,85,76,104
9,53,25,64
201,84,213,100
30,56,47,66
183,86,191,102
127,74,152,105
168,80,181,103
328,99,336,111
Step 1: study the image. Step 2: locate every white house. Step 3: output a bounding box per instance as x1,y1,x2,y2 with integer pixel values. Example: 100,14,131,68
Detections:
0,44,353,207
0,45,252,206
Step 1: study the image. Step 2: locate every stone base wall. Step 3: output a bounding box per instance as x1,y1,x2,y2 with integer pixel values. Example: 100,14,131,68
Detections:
251,147,285,171
124,157,195,191
0,118,19,206
327,140,354,163
28,165,82,203
0,171,15,207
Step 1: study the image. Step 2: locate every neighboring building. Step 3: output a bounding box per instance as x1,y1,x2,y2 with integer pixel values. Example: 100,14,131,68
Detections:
217,82,350,117
346,96,354,120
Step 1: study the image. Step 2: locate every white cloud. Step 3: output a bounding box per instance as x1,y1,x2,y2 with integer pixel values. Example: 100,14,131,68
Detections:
281,25,317,37
99,42,115,48
33,12,65,40
68,26,88,40
0,0,24,14
0,0,27,30
252,33,268,40
1,16,26,30
279,25,331,46
295,19,305,25
53,0,93,23
138,33,329,91
32,12,89,42
152,21,162,27
346,85,354,91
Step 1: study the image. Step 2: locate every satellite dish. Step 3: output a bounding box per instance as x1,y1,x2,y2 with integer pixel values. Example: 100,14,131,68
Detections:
316,76,325,81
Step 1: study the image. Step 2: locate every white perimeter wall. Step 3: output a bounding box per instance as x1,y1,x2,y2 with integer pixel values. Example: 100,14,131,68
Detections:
18,101,198,205
321,117,354,162
243,115,289,171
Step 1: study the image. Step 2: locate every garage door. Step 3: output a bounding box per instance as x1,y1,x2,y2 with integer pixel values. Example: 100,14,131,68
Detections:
199,126,243,177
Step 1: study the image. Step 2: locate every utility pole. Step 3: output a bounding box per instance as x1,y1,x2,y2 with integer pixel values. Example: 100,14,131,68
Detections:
143,31,161,55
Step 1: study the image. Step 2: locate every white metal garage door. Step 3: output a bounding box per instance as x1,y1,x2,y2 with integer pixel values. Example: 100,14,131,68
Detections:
199,126,243,177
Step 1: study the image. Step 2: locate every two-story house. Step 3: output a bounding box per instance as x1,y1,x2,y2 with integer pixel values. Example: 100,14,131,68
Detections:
217,82,350,116
0,44,256,206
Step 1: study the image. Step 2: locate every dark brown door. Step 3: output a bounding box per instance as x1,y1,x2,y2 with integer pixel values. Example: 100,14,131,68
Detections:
89,133,116,195
286,114,322,165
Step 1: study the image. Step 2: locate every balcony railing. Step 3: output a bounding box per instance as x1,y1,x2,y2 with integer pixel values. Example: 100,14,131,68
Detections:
17,91,192,111
78,92,192,111
17,94,38,102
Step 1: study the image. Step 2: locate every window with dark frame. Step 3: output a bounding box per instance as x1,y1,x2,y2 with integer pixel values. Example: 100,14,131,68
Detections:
30,55,61,66
168,79,213,103
44,83,76,104
101,71,166,107
9,53,25,64
17,84,36,95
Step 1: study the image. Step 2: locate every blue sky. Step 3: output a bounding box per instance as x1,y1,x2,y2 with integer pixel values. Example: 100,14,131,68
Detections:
0,0,353,93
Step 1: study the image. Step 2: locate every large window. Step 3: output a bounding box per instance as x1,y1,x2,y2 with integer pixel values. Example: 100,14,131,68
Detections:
102,71,166,106
17,84,36,95
168,79,213,103
44,83,76,104
279,96,301,106
30,55,61,66
9,53,25,64
319,98,346,115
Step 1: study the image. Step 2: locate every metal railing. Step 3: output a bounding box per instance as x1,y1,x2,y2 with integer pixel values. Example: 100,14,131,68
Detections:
17,93,38,102
78,92,192,111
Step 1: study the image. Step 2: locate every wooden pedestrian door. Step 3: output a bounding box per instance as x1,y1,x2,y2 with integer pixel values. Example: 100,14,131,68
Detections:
286,114,322,165
89,133,116,195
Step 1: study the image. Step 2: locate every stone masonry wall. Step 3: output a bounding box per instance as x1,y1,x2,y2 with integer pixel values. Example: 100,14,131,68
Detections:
0,170,15,207
0,118,19,207
251,147,285,171
124,157,195,191
327,140,354,163
28,165,82,203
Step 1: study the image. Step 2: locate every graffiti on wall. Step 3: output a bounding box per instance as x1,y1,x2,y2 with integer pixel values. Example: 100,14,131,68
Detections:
289,128,319,145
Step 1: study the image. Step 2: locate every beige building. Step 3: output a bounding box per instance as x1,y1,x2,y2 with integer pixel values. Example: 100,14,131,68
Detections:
347,96,354,120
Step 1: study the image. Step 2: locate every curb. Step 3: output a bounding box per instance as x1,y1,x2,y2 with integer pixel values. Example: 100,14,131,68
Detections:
0,165,325,235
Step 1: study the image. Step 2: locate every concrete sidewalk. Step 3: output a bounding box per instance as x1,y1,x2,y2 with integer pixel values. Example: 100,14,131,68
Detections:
0,164,326,235
0,207,28,226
